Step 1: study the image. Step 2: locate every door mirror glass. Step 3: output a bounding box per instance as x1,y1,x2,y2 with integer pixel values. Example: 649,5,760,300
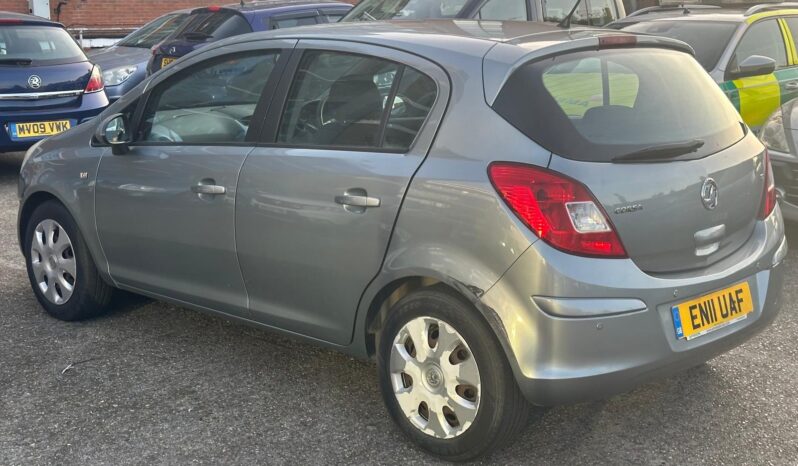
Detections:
731,55,777,80
96,113,131,155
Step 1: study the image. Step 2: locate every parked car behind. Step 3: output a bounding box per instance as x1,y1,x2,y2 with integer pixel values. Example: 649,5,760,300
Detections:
18,21,786,460
147,1,352,75
609,4,798,130
342,0,625,26
1,12,107,153
89,10,191,103
760,97,798,221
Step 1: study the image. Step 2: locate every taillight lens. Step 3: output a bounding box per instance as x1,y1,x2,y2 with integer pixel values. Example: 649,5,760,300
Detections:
85,65,104,93
759,149,777,219
488,162,627,258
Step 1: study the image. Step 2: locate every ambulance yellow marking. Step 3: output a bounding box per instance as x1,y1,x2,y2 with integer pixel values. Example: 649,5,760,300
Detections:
733,73,782,128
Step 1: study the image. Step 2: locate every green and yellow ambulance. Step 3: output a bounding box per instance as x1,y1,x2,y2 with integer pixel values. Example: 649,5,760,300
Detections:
611,3,798,130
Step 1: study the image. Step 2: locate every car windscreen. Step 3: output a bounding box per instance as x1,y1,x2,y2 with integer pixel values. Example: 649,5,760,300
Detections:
492,48,745,163
117,13,190,48
175,10,253,41
0,25,85,65
620,20,739,71
342,0,471,21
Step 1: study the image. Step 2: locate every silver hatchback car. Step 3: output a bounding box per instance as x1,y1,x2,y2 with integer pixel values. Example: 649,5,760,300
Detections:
18,21,787,460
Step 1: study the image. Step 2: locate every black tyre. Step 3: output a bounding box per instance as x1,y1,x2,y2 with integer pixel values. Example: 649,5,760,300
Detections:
377,286,529,461
23,201,114,321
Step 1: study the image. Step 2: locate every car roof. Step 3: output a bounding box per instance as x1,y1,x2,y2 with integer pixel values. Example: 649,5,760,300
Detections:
0,11,64,26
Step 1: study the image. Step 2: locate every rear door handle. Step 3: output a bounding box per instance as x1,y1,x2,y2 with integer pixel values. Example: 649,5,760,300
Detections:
335,194,380,208
191,184,226,195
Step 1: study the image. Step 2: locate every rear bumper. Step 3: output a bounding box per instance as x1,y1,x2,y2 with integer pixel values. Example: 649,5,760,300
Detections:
480,208,786,406
0,91,107,152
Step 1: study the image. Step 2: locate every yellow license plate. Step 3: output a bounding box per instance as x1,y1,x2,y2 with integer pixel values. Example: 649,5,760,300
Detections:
12,120,72,139
671,282,754,340
161,57,177,67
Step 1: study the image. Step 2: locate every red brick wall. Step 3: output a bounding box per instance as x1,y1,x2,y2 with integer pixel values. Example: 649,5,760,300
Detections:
0,0,358,29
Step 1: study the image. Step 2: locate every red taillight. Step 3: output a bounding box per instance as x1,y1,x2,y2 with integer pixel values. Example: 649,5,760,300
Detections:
488,162,627,258
85,65,104,93
0,19,24,24
207,5,221,12
759,149,777,219
598,35,637,48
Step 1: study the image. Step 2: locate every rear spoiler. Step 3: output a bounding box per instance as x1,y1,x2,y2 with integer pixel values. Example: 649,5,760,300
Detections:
483,32,695,106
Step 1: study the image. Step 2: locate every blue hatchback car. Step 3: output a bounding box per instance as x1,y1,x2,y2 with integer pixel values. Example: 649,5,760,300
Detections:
1,12,108,153
147,1,351,75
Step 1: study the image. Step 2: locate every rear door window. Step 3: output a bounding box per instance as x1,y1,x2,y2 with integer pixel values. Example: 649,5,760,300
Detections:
140,51,280,144
0,25,85,65
493,48,745,162
730,19,787,71
276,50,436,151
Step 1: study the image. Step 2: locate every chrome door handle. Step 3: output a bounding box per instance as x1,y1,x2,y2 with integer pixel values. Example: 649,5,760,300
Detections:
191,184,226,195
335,194,380,208
786,81,798,90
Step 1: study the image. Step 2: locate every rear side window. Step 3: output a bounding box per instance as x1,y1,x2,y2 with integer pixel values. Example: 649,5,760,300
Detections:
271,15,319,29
0,25,85,65
730,19,788,71
476,0,527,21
493,48,745,162
140,51,280,144
277,50,436,151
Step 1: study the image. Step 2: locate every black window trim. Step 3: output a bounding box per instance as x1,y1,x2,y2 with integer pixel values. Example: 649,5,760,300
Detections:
118,47,292,148
258,48,431,154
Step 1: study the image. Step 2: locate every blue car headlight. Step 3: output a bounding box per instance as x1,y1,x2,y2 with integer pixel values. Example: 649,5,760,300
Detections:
102,65,138,86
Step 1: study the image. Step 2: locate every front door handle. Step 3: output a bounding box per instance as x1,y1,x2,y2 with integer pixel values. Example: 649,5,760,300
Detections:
786,80,798,90
191,184,226,195
335,194,380,208
335,188,380,213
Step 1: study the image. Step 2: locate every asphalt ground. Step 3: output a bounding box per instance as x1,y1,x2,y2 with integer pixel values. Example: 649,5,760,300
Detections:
1,151,796,465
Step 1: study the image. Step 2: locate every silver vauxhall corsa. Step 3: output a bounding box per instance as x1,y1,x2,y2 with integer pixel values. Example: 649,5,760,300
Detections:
17,21,787,460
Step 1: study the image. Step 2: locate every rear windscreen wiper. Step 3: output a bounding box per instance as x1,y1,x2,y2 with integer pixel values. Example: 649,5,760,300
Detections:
612,139,705,163
0,58,33,66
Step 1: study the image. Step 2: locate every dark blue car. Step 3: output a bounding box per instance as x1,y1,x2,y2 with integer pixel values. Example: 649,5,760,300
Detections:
1,12,108,153
147,1,351,75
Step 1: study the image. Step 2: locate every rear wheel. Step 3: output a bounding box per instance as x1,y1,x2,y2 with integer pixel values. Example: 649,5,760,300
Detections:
24,201,113,321
377,287,529,461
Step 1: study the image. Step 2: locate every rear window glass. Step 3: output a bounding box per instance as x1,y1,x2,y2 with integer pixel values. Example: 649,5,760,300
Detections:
175,11,252,41
343,0,470,21
621,21,739,71
118,13,189,49
493,48,745,162
0,25,85,65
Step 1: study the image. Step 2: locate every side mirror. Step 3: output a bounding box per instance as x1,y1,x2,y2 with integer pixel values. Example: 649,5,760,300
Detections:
729,55,777,80
96,113,131,155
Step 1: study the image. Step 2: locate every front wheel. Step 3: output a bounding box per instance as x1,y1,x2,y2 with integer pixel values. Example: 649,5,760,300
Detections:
377,287,529,461
24,201,114,321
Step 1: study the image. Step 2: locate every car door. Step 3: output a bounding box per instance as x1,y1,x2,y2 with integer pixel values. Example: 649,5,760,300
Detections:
723,19,792,129
95,40,294,316
235,41,449,344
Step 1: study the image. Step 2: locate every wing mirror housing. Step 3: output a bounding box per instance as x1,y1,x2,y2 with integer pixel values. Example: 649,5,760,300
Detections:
96,113,131,155
728,55,777,80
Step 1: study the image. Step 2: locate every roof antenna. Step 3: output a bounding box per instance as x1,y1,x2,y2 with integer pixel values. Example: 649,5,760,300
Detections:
558,0,585,28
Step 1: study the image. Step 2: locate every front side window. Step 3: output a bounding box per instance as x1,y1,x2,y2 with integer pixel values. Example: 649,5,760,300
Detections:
730,19,787,72
277,50,436,151
0,25,85,65
342,0,470,21
493,48,745,162
477,0,527,21
140,51,280,144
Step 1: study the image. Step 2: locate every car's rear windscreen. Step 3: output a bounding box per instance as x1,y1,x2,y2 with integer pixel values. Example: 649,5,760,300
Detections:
118,13,190,48
176,10,253,40
0,25,86,65
492,48,745,163
619,20,739,71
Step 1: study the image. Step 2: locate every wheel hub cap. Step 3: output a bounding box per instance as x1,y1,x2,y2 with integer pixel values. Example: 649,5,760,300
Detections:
389,316,481,439
30,219,76,305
